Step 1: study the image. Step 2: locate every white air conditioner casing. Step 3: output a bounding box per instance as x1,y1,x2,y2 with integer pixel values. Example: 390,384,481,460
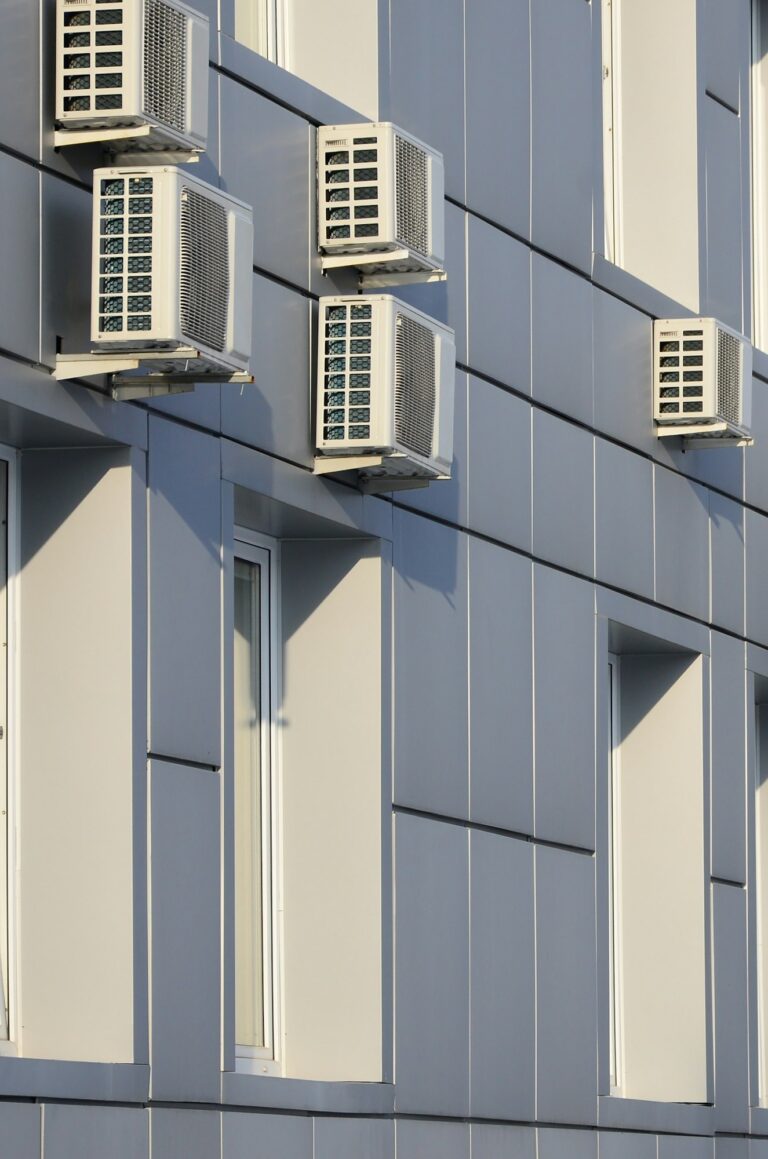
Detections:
317,122,445,279
315,295,455,480
56,0,208,155
653,317,752,443
92,166,253,373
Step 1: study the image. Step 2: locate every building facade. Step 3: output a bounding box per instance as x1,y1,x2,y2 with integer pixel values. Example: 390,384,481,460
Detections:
0,0,764,1156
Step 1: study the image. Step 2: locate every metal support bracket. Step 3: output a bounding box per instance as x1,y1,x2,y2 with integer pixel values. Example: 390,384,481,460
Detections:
313,453,446,492
53,349,253,400
320,249,446,288
655,419,753,448
53,123,202,165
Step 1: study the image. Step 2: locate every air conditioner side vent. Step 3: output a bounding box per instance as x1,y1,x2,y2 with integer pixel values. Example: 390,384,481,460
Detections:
395,313,435,459
144,0,187,133
179,187,229,353
395,134,429,257
717,326,742,427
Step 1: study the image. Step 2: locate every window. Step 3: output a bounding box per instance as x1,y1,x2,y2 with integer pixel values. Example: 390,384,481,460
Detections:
0,459,11,1050
606,635,708,1102
601,0,700,308
232,0,380,118
234,533,280,1071
754,2,768,348
224,489,388,1085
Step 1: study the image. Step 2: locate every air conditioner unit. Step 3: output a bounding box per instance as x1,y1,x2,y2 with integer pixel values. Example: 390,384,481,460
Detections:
56,0,208,157
317,123,445,283
92,165,253,373
653,317,753,445
314,295,455,482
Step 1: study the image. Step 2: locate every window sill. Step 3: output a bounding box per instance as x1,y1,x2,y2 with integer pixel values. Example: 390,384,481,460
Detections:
0,1057,149,1102
221,1070,395,1115
591,253,699,326
598,1094,713,1135
217,33,367,129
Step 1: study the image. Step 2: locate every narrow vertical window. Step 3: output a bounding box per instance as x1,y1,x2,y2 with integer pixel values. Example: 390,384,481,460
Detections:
0,459,11,1047
753,1,768,348
234,0,280,62
234,540,278,1063
756,695,768,1100
608,654,622,1093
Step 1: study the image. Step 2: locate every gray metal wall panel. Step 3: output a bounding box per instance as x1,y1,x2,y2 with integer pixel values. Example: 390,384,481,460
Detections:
532,411,595,579
712,883,749,1132
533,564,595,850
746,508,768,648
465,0,530,237
394,813,469,1116
531,255,594,425
595,439,654,599
530,0,593,271
536,847,598,1125
711,633,747,884
0,1102,40,1158
149,762,221,1102
221,277,311,468
654,468,710,622
395,1120,470,1159
43,1105,148,1159
466,377,531,550
222,1112,312,1159
150,1109,221,1159
393,510,469,819
469,539,533,833
467,215,531,393
471,1124,536,1159
219,77,310,289
148,417,222,766
314,1118,395,1159
387,0,466,200
703,99,744,332
710,491,745,636
0,153,39,363
470,830,535,1120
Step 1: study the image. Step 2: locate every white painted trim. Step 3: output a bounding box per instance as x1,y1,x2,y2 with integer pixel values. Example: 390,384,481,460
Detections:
233,528,283,1077
608,653,624,1094
0,447,18,1056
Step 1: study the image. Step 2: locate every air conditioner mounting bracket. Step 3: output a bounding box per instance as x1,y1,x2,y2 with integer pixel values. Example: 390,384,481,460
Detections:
320,249,446,287
655,419,753,448
314,453,445,491
53,349,253,400
54,124,202,165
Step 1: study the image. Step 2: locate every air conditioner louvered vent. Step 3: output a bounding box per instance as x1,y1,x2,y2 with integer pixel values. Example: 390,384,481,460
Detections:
395,135,429,256
61,2,126,115
717,328,742,426
321,302,373,442
179,188,229,353
395,313,435,458
97,173,155,334
144,0,186,133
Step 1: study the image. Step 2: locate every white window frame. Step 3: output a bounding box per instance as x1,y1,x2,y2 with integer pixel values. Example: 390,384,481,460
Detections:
607,653,624,1094
234,0,285,66
233,528,282,1075
0,446,18,1056
601,0,621,264
753,0,768,350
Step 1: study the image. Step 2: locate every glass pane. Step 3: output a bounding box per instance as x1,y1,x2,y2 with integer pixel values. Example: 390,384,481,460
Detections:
234,558,265,1048
235,0,272,58
0,462,8,1041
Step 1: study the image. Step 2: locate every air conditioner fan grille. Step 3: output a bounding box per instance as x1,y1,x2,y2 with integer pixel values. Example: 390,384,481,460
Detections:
179,187,229,353
144,0,187,133
395,313,435,458
717,328,742,426
395,135,429,256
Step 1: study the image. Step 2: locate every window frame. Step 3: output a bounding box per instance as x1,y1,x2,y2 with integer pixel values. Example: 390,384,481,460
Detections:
753,0,768,350
234,0,285,66
232,527,282,1075
607,652,624,1095
0,446,18,1056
